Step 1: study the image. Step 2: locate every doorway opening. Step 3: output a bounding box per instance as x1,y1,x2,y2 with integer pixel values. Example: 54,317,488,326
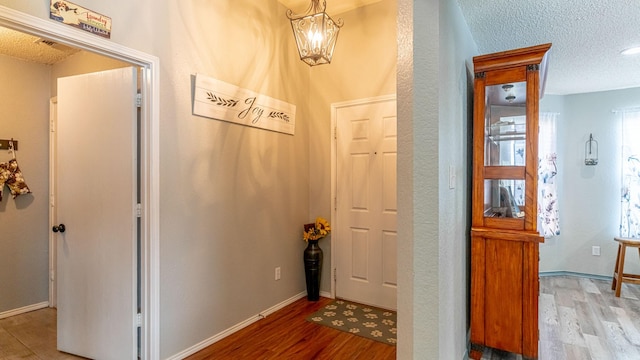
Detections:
0,6,160,359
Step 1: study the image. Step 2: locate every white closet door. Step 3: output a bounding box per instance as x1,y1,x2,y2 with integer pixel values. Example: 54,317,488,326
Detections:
56,67,138,360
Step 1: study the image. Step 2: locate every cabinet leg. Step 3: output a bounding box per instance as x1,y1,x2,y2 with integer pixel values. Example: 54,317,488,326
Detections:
469,343,484,360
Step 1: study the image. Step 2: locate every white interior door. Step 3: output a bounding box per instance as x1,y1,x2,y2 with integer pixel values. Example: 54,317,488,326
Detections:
335,98,397,310
55,67,138,360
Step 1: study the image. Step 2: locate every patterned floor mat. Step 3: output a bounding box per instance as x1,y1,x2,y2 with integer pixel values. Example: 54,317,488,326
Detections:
306,299,397,345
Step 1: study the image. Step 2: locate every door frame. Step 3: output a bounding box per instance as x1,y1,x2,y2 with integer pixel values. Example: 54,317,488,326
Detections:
330,94,396,300
0,6,160,359
49,97,57,308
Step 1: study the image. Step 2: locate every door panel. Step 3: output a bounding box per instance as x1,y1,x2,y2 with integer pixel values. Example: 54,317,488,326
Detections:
56,67,138,360
381,231,397,286
336,98,397,310
485,238,523,353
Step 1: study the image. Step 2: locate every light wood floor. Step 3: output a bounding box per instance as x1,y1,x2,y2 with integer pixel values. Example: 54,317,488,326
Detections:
2,276,639,359
0,307,85,359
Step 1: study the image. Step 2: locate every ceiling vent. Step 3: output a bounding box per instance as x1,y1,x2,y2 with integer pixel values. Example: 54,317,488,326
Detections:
33,37,75,52
36,38,56,46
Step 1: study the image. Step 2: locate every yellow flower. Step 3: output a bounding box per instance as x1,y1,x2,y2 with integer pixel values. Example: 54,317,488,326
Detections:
303,217,331,241
316,217,331,234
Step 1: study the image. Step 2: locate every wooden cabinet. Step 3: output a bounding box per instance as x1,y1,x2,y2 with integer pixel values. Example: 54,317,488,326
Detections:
470,43,551,360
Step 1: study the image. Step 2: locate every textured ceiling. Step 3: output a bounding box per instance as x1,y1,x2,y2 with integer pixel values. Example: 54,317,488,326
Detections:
2,1,376,65
0,26,79,65
457,0,640,95
4,1,637,95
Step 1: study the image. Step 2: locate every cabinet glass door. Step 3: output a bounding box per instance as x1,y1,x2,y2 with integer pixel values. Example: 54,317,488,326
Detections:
484,80,527,220
485,81,527,166
484,179,525,218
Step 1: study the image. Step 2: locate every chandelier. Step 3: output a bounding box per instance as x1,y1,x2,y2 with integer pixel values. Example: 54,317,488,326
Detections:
286,0,343,66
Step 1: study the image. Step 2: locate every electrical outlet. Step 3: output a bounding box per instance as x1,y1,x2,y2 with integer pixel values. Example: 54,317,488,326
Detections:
275,267,281,280
592,246,601,256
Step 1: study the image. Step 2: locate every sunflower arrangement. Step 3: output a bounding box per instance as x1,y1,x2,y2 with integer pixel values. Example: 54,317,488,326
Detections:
303,217,331,241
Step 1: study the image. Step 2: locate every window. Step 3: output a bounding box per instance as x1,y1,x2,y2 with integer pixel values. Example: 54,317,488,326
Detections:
538,112,559,237
621,109,640,238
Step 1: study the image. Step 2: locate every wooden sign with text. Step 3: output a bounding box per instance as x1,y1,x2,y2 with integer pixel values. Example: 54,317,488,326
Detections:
193,74,296,135
49,1,112,38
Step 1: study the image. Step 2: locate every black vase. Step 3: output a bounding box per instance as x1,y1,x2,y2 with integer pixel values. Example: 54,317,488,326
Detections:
303,239,323,301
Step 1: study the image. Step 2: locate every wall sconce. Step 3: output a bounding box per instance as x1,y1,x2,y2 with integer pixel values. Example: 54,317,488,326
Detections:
286,0,343,66
585,133,598,165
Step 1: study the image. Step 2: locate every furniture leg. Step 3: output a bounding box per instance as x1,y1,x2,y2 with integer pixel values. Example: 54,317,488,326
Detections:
615,244,627,297
612,243,621,290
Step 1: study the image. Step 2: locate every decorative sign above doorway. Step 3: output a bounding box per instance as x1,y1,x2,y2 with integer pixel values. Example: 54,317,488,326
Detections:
49,1,112,38
193,74,297,135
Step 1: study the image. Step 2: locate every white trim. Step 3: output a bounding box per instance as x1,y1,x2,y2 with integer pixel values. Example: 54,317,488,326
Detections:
0,302,49,320
166,292,307,360
258,292,307,317
539,271,612,281
329,94,397,300
139,50,162,360
331,94,397,109
0,6,160,360
49,96,58,308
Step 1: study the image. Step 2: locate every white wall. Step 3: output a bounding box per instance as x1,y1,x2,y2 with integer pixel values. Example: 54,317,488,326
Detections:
438,0,477,357
398,0,477,358
397,0,439,355
0,54,50,313
540,88,640,277
148,2,311,357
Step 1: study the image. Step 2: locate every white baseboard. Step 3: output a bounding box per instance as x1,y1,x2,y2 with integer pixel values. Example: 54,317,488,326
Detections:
0,301,50,320
167,292,307,360
540,271,612,281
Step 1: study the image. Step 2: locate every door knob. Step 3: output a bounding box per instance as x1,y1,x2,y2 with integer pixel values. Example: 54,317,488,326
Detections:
52,224,66,233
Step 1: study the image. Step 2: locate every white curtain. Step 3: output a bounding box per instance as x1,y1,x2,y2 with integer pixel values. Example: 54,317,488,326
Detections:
538,112,560,237
620,109,640,238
